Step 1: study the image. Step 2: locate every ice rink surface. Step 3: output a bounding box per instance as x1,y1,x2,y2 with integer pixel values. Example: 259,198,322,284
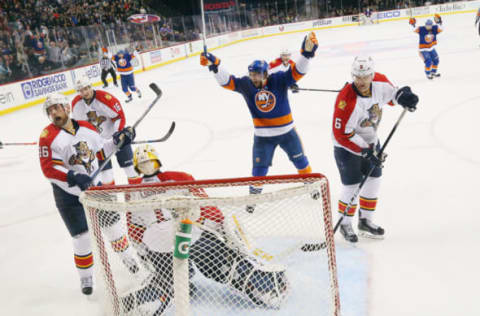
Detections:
1,12,479,316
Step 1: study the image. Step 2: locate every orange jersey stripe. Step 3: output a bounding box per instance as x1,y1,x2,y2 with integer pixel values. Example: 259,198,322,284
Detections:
291,64,304,81
419,41,437,49
253,113,293,127
118,66,133,72
222,77,236,91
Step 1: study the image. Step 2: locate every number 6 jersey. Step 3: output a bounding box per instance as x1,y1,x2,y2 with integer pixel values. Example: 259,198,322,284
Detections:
332,73,397,155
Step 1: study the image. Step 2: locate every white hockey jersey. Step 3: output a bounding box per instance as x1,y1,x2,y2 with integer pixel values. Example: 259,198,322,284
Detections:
39,119,116,196
71,90,125,139
268,57,294,75
332,73,397,154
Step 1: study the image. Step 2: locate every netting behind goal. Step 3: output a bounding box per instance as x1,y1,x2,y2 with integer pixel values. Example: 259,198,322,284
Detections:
80,173,340,316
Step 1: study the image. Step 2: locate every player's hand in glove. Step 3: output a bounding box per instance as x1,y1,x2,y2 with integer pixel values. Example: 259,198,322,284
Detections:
290,83,300,93
113,126,136,149
301,32,318,59
200,52,220,73
0,141,3,149
409,17,416,28
434,14,442,25
395,86,418,112
361,144,387,168
67,170,92,191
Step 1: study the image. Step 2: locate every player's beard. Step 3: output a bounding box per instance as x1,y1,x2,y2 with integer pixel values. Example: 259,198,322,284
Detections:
52,113,69,127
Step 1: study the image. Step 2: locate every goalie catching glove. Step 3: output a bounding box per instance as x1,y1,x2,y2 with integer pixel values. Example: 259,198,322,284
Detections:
395,86,418,112
200,52,221,73
301,32,318,59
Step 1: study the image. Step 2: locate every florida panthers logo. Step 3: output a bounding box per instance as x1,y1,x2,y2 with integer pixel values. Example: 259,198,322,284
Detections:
68,141,96,174
255,90,276,113
360,103,382,130
119,58,127,67
86,111,106,133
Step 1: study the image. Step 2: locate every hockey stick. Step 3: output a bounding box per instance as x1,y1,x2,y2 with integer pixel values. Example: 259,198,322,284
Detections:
0,141,37,149
200,0,208,54
302,108,409,252
297,88,341,93
0,121,175,149
90,83,162,184
131,121,176,144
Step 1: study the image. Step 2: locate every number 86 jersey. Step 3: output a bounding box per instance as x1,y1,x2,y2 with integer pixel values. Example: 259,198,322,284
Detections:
332,73,397,155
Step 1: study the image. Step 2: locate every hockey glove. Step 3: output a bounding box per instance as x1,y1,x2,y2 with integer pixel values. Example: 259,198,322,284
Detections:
0,141,3,149
113,126,136,149
289,83,300,93
67,170,92,191
434,14,442,25
361,145,387,168
301,32,318,59
395,86,418,112
409,17,416,28
200,52,220,73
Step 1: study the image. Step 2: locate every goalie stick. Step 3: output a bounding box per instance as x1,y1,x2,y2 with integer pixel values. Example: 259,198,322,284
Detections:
90,83,162,184
302,108,409,252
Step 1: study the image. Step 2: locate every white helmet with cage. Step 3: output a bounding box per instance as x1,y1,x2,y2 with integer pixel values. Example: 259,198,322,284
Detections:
43,93,70,116
351,55,375,78
74,76,91,91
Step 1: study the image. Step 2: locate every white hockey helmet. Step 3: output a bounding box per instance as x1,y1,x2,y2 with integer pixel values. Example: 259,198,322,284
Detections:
43,93,70,116
280,48,291,56
133,144,162,175
351,55,375,78
74,76,91,91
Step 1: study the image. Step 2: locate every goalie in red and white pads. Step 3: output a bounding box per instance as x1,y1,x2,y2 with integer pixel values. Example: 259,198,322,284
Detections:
122,144,290,314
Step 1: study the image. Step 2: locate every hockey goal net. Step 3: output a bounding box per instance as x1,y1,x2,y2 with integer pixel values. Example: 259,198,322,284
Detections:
80,173,340,316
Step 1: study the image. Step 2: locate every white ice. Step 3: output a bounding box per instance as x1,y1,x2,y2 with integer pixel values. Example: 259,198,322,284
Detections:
1,12,479,316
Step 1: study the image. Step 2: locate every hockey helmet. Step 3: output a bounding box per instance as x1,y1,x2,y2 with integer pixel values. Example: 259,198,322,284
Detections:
280,48,291,57
425,19,433,26
351,55,374,78
248,60,268,74
74,76,91,91
133,144,162,175
43,93,70,116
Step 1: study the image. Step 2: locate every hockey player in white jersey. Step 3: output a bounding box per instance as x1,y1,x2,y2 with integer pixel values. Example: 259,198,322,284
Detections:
120,144,289,313
268,48,299,93
39,93,139,295
71,77,141,185
99,47,118,88
332,56,418,242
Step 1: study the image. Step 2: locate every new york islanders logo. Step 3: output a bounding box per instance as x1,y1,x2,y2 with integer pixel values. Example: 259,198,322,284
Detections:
68,141,96,174
424,33,434,43
86,111,107,133
360,104,382,130
119,58,127,67
255,90,276,113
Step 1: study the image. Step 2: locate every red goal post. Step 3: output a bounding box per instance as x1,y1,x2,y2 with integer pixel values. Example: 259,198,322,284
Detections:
80,173,340,316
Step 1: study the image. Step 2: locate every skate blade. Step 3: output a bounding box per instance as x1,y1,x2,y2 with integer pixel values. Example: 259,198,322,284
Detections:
358,231,384,240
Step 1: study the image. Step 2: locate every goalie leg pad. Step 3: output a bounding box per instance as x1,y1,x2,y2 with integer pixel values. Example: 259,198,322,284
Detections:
190,231,289,308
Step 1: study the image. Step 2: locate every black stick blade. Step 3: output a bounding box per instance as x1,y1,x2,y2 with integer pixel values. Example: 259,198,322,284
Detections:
149,83,162,97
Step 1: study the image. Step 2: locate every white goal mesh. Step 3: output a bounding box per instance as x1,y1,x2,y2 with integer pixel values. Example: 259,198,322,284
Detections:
358,11,379,25
80,173,340,316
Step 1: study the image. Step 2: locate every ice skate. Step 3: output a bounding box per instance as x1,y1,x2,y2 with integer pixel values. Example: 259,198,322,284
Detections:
340,223,358,243
80,276,93,295
358,218,385,239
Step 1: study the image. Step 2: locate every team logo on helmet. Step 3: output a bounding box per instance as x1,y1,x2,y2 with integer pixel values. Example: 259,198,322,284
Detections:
360,104,382,130
68,141,96,174
86,111,107,133
255,90,276,113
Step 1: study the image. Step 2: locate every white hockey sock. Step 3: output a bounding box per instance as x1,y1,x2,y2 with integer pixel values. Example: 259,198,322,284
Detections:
338,183,359,225
122,165,139,180
101,168,115,185
358,176,381,221
72,232,94,279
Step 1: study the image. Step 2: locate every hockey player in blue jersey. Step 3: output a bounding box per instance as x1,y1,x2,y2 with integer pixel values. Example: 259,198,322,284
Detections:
412,16,443,79
112,50,142,103
200,32,318,212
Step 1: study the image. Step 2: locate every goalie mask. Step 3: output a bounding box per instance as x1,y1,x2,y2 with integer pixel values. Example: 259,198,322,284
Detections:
134,144,162,176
